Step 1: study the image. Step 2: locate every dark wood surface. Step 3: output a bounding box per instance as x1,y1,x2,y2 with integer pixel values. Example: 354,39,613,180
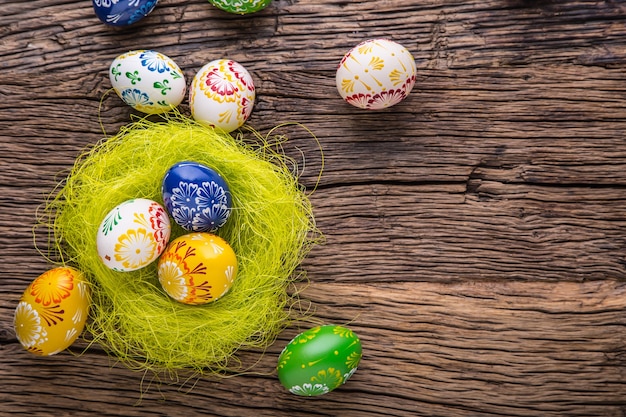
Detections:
2,0,626,415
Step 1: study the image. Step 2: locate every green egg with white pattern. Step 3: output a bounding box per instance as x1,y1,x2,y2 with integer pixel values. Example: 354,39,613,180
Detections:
277,325,362,396
208,0,271,14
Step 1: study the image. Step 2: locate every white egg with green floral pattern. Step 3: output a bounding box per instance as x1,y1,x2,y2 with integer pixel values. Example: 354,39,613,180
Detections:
96,198,171,272
110,50,186,114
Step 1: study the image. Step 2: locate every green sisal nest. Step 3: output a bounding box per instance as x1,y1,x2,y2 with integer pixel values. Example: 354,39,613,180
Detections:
39,114,320,375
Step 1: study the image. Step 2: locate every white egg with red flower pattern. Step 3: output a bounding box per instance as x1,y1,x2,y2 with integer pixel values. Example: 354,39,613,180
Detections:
96,198,171,272
336,39,416,110
189,59,255,133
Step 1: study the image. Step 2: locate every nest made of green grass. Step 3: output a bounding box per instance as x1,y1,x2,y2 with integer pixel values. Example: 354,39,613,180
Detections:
39,115,320,375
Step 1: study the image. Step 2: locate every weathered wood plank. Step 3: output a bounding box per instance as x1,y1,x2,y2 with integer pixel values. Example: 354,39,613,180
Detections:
2,281,626,416
2,0,626,415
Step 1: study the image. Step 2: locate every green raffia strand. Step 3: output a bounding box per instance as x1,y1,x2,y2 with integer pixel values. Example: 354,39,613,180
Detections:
39,114,320,375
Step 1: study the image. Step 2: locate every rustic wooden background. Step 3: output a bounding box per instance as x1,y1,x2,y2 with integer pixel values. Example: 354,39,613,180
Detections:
2,0,626,415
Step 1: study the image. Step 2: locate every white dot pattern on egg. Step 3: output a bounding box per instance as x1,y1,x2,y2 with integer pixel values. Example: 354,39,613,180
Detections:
189,59,255,133
336,39,417,110
109,50,186,114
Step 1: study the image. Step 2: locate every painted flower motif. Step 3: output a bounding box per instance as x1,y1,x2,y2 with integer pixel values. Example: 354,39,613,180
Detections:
128,1,157,25
345,93,372,109
346,351,362,369
195,181,228,208
277,348,292,369
101,207,122,236
333,326,355,338
294,326,321,344
93,0,119,6
172,206,196,230
228,60,254,91
171,181,199,207
368,89,406,110
148,202,170,249
203,67,238,100
192,204,230,231
224,265,236,284
340,78,355,94
310,368,344,390
343,367,358,382
121,88,153,107
14,301,47,348
114,228,157,270
241,95,254,121
368,56,385,71
30,269,73,307
158,259,189,302
289,383,329,396
139,50,170,73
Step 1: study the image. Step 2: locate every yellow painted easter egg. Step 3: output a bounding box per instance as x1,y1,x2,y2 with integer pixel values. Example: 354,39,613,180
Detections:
14,267,90,356
157,232,238,305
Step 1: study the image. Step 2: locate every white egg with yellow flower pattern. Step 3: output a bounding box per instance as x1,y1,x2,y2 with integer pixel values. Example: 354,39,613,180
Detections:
96,198,171,272
336,39,416,110
14,267,90,356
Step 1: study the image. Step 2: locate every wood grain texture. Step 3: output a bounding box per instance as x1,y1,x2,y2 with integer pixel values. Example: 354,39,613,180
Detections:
2,0,626,415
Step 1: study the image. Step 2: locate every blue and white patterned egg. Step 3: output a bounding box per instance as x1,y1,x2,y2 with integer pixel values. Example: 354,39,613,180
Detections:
109,50,186,114
162,162,233,233
92,0,158,26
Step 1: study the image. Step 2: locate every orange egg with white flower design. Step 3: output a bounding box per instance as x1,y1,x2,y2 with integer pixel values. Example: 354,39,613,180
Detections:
96,198,171,272
157,233,237,305
14,267,90,356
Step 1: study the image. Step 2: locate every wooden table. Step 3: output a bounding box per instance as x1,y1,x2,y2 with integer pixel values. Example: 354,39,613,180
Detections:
2,0,626,415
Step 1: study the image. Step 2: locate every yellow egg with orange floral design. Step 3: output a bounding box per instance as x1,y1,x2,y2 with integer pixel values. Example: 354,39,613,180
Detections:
14,267,90,356
157,233,237,305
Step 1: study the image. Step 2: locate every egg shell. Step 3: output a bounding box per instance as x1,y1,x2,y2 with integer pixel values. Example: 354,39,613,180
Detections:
208,0,272,14
162,161,233,233
92,0,158,26
158,233,238,305
14,267,90,356
110,50,186,114
189,59,255,133
277,325,362,396
336,39,417,110
96,198,171,272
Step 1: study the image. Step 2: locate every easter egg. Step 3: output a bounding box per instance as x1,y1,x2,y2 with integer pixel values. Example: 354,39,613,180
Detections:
162,161,233,232
336,39,417,110
189,59,255,133
157,233,238,305
92,0,158,26
14,267,90,356
96,198,171,272
277,325,362,396
110,50,186,114
208,0,272,14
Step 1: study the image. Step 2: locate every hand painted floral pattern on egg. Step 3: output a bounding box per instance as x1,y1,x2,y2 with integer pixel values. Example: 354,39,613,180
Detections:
336,39,417,110
208,0,272,14
14,267,90,356
97,198,171,272
162,161,233,233
92,0,158,26
277,325,362,396
110,50,186,114
189,59,255,133
158,233,238,305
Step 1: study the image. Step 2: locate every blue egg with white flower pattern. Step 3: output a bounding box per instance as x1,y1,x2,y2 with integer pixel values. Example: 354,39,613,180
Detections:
92,0,158,26
162,162,233,233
